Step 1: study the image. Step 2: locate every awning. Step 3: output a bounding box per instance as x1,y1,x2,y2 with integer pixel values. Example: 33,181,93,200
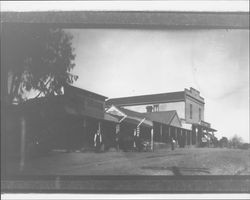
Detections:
193,123,217,132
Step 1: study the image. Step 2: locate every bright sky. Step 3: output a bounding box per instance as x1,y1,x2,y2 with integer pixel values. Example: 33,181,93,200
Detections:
67,29,249,142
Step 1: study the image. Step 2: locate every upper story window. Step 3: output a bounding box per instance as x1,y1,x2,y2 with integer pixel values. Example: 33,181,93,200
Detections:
199,108,201,121
153,104,159,112
190,104,192,119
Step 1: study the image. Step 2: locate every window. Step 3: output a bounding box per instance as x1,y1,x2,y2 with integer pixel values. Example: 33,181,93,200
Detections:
153,104,159,112
190,104,192,119
199,108,201,121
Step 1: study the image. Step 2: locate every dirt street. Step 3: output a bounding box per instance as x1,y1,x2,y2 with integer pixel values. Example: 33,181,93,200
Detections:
8,148,250,176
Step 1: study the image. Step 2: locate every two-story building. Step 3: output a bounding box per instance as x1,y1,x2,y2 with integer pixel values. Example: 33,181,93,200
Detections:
107,87,216,147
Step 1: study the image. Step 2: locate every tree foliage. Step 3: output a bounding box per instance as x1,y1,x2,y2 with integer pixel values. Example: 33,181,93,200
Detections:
4,24,78,103
219,136,228,148
229,134,243,148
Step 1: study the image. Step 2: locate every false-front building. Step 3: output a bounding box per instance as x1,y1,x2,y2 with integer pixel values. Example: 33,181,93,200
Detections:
107,87,217,147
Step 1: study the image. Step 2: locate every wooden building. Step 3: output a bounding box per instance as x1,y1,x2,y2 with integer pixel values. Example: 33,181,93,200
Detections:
6,85,120,159
107,87,217,147
6,85,217,167
106,105,193,150
105,105,153,151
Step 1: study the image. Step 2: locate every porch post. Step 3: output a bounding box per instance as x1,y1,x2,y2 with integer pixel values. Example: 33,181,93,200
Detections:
151,128,154,151
20,115,26,172
134,129,137,148
168,126,171,142
98,121,103,149
180,129,182,147
98,121,102,138
98,121,101,132
160,124,163,142
200,127,203,147
207,129,210,148
185,130,187,147
83,118,86,144
196,127,198,147
180,129,183,145
175,127,178,145
189,130,192,146
115,124,120,151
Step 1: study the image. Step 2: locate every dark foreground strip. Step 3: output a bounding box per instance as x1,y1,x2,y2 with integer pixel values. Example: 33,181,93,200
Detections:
1,11,249,29
2,175,250,193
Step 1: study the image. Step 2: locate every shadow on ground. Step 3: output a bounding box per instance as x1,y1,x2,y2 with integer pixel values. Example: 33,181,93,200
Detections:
146,153,184,159
141,166,210,175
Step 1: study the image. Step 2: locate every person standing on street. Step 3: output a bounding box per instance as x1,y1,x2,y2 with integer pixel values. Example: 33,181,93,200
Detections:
94,129,102,153
171,137,175,151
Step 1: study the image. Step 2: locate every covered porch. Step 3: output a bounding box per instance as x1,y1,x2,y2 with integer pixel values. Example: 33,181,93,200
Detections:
192,121,217,147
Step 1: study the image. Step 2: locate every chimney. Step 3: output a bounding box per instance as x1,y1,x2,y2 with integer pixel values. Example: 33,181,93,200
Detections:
146,106,153,113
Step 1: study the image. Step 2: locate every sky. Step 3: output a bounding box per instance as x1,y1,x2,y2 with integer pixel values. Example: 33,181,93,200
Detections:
67,28,249,142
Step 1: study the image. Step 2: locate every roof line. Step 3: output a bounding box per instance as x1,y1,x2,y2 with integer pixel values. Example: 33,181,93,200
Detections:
185,93,205,104
106,105,127,117
107,91,184,101
65,84,108,99
109,99,185,106
141,110,177,114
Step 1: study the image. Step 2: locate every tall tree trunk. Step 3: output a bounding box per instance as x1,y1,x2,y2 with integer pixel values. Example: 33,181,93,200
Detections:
9,74,21,104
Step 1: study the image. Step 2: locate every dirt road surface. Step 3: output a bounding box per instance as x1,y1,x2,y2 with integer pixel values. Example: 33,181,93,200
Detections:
13,148,250,176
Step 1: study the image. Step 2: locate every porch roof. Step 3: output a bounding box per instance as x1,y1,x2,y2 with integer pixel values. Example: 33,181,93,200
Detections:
104,113,119,123
105,105,153,128
193,123,217,132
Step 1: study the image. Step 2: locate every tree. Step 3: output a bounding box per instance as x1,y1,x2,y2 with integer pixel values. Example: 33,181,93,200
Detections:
211,136,219,148
219,137,228,148
229,135,243,149
4,24,78,104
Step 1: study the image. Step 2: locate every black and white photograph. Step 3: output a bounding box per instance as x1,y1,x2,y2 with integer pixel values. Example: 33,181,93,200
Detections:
1,0,249,197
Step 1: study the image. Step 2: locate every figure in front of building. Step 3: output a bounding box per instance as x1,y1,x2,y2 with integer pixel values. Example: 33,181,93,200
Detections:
94,129,102,153
133,129,140,152
171,137,176,151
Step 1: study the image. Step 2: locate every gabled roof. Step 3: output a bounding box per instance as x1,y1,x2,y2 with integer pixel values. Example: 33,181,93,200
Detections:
104,113,119,123
105,105,153,127
117,107,182,127
107,106,182,127
105,105,127,117
142,110,182,127
107,91,185,106
118,107,147,119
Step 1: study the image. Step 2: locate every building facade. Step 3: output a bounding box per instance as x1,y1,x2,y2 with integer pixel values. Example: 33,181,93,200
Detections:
107,87,204,124
107,87,216,147
7,86,216,163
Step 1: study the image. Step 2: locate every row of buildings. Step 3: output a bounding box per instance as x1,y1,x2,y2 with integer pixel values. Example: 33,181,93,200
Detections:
7,85,217,156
